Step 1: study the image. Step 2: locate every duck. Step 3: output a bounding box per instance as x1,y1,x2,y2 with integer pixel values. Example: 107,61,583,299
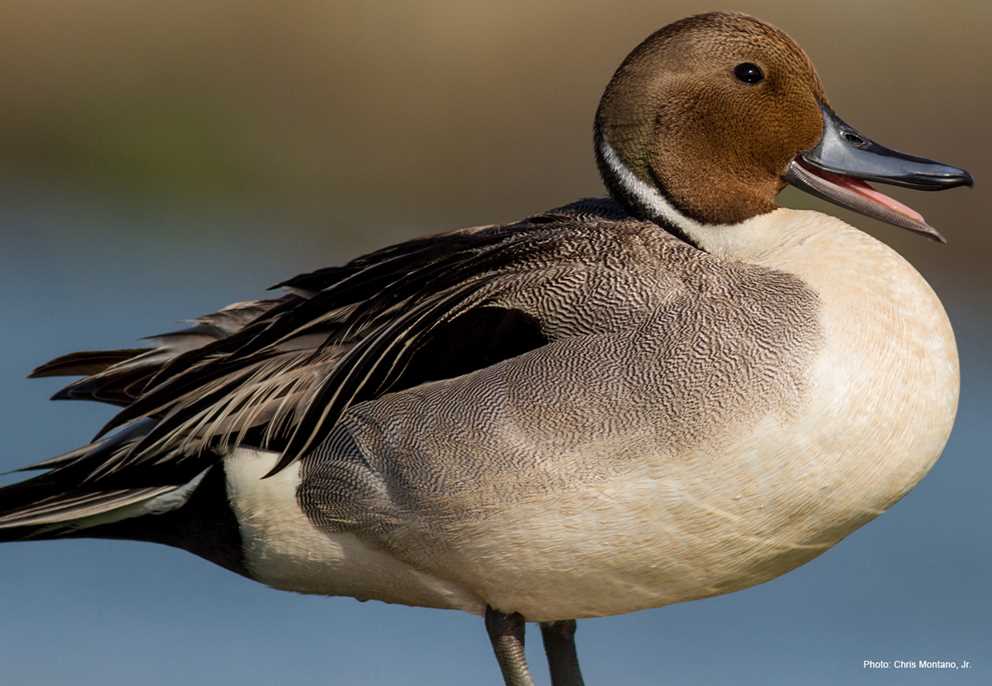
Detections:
0,11,973,686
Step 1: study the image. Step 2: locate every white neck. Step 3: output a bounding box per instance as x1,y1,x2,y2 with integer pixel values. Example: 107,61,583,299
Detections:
598,137,780,249
597,139,700,233
598,138,714,241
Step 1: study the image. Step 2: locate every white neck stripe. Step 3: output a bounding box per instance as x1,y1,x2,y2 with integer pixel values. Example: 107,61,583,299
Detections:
598,138,706,237
597,138,775,251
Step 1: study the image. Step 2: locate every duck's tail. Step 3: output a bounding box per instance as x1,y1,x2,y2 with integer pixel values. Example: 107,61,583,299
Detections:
0,452,246,574
0,418,247,573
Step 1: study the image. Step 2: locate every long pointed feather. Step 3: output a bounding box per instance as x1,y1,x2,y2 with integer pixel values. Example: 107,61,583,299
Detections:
29,349,152,378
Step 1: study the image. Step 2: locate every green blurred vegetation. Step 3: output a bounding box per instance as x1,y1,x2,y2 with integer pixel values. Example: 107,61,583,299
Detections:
0,0,988,261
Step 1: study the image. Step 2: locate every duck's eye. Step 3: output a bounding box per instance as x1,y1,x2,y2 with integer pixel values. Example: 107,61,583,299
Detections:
733,62,764,84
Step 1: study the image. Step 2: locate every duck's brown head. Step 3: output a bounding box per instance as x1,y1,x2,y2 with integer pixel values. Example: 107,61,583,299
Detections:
595,12,971,242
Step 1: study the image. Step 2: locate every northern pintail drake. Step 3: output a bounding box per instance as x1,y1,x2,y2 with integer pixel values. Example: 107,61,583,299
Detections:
0,11,973,686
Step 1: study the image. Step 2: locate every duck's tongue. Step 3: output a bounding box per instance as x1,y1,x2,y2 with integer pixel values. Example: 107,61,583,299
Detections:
784,104,972,243
804,164,925,225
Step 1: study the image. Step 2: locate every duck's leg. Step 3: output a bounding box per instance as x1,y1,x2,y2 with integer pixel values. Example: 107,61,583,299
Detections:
485,606,535,686
540,620,585,686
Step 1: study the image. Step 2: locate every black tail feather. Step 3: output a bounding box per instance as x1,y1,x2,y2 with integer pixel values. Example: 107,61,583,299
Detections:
0,463,246,575
29,349,152,379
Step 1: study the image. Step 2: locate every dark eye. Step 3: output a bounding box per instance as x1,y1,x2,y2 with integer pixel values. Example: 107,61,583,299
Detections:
733,62,764,84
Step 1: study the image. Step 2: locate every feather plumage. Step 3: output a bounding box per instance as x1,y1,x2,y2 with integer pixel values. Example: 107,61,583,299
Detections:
2,201,630,533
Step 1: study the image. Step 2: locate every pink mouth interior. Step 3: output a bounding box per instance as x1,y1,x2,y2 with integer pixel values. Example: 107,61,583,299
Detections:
803,165,925,224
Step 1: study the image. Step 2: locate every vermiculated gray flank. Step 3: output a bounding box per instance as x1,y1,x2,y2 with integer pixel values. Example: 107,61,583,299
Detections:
300,199,823,548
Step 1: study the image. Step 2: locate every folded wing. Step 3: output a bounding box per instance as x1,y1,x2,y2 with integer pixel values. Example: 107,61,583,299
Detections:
3,199,671,534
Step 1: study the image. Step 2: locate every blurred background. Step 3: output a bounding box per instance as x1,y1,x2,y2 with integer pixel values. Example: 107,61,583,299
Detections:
0,1,988,684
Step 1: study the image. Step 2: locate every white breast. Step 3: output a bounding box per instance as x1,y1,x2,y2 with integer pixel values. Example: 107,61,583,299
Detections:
666,208,959,588
745,209,959,518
